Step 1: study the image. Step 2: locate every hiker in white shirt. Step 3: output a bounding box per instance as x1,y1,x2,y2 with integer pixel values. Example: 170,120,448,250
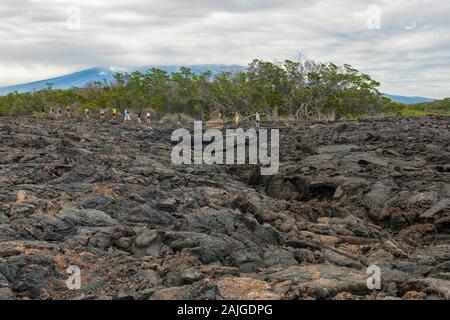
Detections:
255,112,261,128
124,109,131,122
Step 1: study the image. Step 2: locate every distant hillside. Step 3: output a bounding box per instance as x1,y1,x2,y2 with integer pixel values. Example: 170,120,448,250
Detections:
0,68,107,95
385,97,450,116
0,65,245,95
383,93,435,105
405,98,450,115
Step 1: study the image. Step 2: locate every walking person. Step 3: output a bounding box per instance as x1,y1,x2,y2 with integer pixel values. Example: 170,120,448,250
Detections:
255,112,261,128
124,109,131,122
66,106,71,118
112,108,117,121
146,111,151,124
137,111,142,124
49,106,54,117
234,112,241,127
57,106,62,118
85,108,91,119
100,109,105,120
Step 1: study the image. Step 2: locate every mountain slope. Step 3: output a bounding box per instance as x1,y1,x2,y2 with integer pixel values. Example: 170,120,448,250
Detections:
383,93,435,105
0,68,106,95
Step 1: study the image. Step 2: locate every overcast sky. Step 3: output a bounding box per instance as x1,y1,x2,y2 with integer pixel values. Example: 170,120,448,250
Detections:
1,0,449,98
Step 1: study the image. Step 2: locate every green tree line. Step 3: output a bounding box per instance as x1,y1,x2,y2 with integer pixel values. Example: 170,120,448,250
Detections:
0,59,388,120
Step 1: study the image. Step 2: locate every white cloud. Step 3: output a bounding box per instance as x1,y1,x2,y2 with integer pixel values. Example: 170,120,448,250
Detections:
109,66,128,72
0,0,449,98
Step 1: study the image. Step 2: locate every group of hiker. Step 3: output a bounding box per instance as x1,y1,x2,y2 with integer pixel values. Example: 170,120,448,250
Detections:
43,106,153,124
95,108,153,124
236,111,261,127
44,105,69,118
41,106,263,127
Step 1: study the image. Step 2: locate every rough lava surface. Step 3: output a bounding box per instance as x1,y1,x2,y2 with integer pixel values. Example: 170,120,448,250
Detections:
0,116,449,300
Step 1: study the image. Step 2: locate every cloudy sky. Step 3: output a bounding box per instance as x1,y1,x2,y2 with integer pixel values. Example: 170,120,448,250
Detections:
1,0,449,98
